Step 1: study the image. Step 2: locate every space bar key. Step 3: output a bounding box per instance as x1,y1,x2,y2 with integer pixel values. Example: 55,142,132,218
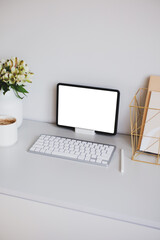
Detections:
51,151,78,159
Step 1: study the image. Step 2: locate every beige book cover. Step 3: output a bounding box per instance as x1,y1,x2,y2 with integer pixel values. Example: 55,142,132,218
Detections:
138,76,160,149
140,91,160,154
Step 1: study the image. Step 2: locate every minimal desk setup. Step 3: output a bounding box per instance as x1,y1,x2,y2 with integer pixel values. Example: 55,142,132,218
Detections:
0,82,160,239
0,120,160,238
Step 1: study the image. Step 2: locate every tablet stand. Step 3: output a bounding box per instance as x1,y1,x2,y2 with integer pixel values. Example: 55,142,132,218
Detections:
75,127,95,135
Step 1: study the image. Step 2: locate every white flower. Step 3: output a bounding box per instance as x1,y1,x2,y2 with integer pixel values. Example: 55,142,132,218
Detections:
24,65,29,72
25,73,32,79
9,79,15,84
6,60,11,66
11,67,15,73
17,75,25,81
4,73,8,78
15,68,19,74
9,73,13,78
1,69,6,74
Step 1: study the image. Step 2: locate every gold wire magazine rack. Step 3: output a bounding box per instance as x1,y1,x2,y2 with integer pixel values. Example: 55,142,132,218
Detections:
129,88,160,165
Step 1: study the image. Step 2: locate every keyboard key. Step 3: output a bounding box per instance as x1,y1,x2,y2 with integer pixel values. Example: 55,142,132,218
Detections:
102,160,108,165
46,149,52,154
52,151,78,159
96,157,103,163
78,155,85,160
102,146,114,161
35,147,41,152
30,147,36,151
85,156,90,161
90,158,96,163
40,149,46,153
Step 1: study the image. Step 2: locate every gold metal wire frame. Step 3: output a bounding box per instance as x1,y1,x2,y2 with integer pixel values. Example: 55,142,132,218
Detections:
129,88,160,165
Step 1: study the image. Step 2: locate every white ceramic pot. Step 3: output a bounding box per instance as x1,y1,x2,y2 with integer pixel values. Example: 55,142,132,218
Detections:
0,90,23,128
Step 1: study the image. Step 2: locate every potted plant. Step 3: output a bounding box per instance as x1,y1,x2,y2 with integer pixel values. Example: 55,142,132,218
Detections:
0,57,34,127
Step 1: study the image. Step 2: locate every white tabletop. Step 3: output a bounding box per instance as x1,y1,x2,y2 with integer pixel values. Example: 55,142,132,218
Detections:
0,120,160,230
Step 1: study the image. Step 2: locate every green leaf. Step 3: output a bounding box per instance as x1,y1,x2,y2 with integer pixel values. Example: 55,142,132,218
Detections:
15,85,28,94
25,79,32,83
13,89,24,99
5,66,11,72
0,81,10,95
10,83,29,99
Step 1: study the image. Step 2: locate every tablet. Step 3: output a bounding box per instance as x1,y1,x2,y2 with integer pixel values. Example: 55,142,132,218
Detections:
57,83,120,135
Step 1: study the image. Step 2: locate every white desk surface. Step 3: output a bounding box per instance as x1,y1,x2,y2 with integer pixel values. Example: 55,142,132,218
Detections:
0,120,160,230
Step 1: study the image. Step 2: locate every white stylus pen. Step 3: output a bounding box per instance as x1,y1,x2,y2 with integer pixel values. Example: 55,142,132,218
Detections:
121,149,124,174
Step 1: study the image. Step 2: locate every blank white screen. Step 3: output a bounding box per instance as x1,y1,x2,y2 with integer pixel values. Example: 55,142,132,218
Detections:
58,85,118,134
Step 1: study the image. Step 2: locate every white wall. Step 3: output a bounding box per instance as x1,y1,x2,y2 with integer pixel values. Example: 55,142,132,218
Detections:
0,0,160,133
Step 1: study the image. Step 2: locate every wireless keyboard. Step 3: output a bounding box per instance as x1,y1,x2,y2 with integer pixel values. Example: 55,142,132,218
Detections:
29,134,116,167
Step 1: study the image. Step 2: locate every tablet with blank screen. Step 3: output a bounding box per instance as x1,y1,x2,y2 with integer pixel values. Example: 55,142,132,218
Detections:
57,83,120,135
